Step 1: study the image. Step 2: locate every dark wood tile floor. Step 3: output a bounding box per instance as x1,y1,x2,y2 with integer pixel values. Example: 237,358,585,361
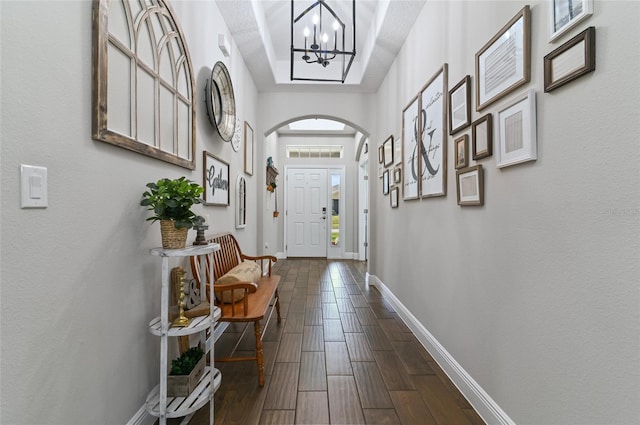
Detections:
170,259,486,425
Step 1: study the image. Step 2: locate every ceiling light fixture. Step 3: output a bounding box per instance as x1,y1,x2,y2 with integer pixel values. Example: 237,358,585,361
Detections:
290,0,356,83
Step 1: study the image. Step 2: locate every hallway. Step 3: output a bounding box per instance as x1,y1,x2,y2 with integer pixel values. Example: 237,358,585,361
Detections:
185,259,485,424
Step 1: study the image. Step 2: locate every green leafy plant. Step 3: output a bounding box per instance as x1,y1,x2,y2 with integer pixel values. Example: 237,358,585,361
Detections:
140,177,204,229
170,346,204,376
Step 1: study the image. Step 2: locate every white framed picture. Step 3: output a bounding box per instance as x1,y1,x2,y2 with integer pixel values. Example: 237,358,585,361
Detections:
496,89,537,169
548,0,593,42
456,165,484,206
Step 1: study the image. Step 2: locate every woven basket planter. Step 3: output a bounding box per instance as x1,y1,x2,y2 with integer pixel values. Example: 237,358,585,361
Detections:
160,220,188,249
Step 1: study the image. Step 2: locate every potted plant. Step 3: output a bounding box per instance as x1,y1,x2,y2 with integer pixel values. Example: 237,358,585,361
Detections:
140,177,204,249
167,346,205,397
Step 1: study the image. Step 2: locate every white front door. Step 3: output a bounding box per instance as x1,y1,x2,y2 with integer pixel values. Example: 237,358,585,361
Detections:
286,168,328,257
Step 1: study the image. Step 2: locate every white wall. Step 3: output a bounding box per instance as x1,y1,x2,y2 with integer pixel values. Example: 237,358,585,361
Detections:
0,1,258,423
371,1,640,424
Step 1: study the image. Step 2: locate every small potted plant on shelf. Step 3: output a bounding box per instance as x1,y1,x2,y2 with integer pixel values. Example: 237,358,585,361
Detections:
140,177,204,249
167,346,205,397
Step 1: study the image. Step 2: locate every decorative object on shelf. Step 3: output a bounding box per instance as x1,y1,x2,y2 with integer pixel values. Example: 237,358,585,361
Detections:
544,27,596,93
244,122,254,175
402,94,420,200
266,161,279,193
548,0,593,42
456,165,484,206
449,75,471,135
92,0,196,170
475,6,531,111
203,151,230,206
167,346,205,397
205,61,236,142
231,117,242,152
454,134,469,170
140,177,204,249
192,217,209,245
290,0,356,83
420,64,448,199
472,113,493,160
172,268,191,327
496,89,537,168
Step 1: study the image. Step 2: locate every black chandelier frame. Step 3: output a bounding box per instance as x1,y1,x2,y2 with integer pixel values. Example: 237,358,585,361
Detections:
290,0,356,83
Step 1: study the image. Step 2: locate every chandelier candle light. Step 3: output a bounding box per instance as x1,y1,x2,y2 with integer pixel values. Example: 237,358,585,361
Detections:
291,0,356,83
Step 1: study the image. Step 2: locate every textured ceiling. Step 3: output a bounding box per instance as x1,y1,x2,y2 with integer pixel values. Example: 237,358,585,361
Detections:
216,0,427,93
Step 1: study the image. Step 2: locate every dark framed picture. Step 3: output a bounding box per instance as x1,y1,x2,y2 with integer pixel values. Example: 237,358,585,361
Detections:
383,135,394,167
548,0,593,42
475,6,531,111
449,75,471,135
203,151,230,206
390,186,399,208
456,165,484,206
472,113,493,160
454,135,469,170
383,169,390,195
393,167,402,184
419,64,448,199
378,145,384,164
544,27,596,93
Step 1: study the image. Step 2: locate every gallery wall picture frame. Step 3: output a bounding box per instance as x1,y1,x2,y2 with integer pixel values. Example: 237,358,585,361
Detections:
454,134,469,170
383,170,390,195
383,135,394,167
402,95,420,200
244,121,254,176
393,167,402,184
203,151,230,206
449,75,471,135
496,89,537,168
394,135,402,166
456,165,484,206
419,64,448,199
548,0,593,42
472,113,493,160
544,26,596,92
390,186,399,208
378,145,384,164
475,5,531,111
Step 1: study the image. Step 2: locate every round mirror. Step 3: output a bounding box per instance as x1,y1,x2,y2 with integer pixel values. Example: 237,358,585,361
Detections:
205,61,236,142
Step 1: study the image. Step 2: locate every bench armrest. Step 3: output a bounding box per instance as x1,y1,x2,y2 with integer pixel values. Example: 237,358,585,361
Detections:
213,281,258,317
240,254,277,276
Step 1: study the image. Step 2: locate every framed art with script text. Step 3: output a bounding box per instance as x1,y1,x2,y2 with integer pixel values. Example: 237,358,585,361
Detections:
420,64,448,198
449,75,471,135
472,113,493,160
544,27,596,92
203,151,230,206
456,165,484,206
402,95,420,200
548,0,593,42
475,6,531,111
496,90,537,168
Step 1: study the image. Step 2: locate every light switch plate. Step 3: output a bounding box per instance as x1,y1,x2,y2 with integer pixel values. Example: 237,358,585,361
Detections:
21,164,48,208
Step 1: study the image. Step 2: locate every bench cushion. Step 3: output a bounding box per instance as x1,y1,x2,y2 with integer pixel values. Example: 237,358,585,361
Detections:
216,261,262,303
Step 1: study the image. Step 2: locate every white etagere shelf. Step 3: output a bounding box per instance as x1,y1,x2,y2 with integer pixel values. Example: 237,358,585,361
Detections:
146,242,221,425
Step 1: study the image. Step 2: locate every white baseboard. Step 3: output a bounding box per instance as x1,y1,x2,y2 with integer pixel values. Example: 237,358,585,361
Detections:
369,273,515,425
127,405,155,425
275,251,286,259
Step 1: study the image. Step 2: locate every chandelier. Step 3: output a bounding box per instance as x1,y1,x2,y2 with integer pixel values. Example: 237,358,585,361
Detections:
290,0,356,83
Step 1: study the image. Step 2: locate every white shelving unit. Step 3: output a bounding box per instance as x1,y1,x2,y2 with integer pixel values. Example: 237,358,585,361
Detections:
145,243,221,425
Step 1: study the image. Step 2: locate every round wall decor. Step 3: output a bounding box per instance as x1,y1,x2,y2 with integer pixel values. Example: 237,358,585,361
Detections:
205,61,236,142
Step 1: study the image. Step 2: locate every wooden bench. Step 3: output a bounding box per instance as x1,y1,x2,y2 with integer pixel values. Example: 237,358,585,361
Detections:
190,233,281,386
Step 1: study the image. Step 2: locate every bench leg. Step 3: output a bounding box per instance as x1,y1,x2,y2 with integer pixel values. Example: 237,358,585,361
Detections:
275,289,282,324
254,320,265,386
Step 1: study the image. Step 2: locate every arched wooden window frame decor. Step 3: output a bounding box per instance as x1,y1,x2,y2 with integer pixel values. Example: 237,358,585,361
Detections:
92,0,196,169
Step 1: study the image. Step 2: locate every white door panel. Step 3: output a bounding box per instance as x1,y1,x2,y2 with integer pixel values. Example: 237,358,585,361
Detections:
287,168,328,257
